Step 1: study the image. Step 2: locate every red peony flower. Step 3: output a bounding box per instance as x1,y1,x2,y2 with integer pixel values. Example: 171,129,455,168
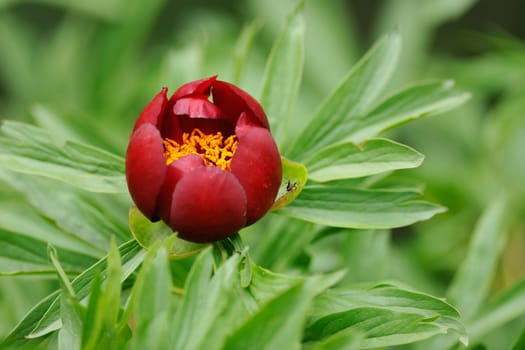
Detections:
126,76,282,243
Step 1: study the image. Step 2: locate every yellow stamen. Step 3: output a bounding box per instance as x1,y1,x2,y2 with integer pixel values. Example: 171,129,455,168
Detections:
163,128,238,171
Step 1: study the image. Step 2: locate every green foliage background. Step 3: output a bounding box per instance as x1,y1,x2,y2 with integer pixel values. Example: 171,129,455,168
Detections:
0,0,524,349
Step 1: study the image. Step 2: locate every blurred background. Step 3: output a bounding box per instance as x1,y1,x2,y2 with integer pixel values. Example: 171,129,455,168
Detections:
1,0,524,348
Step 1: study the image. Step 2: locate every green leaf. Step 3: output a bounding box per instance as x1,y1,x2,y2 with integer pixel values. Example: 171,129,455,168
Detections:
271,157,308,210
306,329,364,350
167,247,342,350
81,240,129,350
468,278,525,343
311,229,390,285
0,15,35,99
247,214,316,272
287,32,401,159
168,249,242,350
0,170,129,252
223,283,311,350
344,80,471,144
0,229,98,276
510,325,525,350
0,121,126,193
0,191,104,257
127,241,173,350
128,206,207,258
279,186,445,229
49,246,83,350
304,138,424,182
447,199,508,320
100,239,122,333
82,271,104,350
232,21,261,85
2,240,144,346
304,284,468,348
260,0,305,146
249,263,345,303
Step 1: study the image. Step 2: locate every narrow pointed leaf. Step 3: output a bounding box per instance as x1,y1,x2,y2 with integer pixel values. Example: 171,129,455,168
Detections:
223,283,311,350
305,138,423,182
128,243,172,350
49,246,83,350
0,197,102,257
169,250,243,350
0,121,126,193
447,199,508,320
305,284,467,348
260,1,305,145
307,329,364,350
0,171,129,252
345,80,471,143
0,229,97,275
232,21,261,84
468,278,525,343
2,240,144,346
510,326,525,350
287,32,401,159
279,186,445,229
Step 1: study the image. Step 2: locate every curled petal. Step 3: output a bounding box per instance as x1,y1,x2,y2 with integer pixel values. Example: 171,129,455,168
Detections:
158,155,206,223
170,167,247,243
132,88,168,132
212,80,270,129
126,124,167,220
231,126,282,224
173,97,222,119
170,75,217,101
235,112,260,138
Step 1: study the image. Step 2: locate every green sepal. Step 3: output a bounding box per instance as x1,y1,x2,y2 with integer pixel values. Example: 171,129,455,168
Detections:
128,207,207,259
271,157,308,211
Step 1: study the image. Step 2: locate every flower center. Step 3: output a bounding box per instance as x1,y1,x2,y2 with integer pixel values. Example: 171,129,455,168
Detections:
163,128,238,171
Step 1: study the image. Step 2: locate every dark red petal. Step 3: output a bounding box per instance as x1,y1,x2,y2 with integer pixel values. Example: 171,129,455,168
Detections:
170,167,247,243
231,126,282,224
235,112,260,138
178,117,235,137
126,124,167,220
160,113,182,141
132,88,168,132
169,76,217,101
212,80,270,129
173,97,222,119
158,155,206,223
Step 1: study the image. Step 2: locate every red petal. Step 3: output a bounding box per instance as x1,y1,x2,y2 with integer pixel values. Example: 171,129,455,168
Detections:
169,76,217,101
173,97,222,119
231,126,282,224
212,80,270,129
170,167,247,243
158,155,206,223
126,124,167,220
235,112,260,137
178,117,235,136
160,112,182,141
132,88,168,132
